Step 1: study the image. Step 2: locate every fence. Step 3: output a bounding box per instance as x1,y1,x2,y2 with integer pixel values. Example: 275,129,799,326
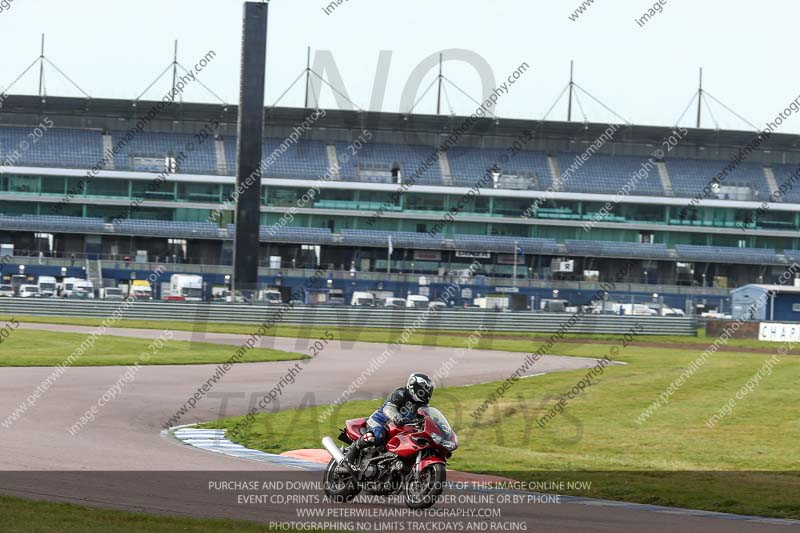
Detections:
0,299,697,336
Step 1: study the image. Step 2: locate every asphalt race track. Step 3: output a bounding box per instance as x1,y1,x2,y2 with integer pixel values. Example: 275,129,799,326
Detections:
0,323,795,532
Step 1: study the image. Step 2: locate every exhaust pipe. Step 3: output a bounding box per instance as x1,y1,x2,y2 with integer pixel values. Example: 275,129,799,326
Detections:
322,436,346,463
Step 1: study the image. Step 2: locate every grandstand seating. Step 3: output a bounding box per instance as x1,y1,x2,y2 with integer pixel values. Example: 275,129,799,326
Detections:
448,147,551,189
453,235,559,254
338,143,442,184
224,137,330,179
667,159,770,199
0,214,106,232
257,225,334,244
0,127,104,169
555,154,664,195
565,240,672,259
674,244,779,264
0,125,794,204
114,219,222,239
340,230,444,249
110,131,217,174
768,165,800,203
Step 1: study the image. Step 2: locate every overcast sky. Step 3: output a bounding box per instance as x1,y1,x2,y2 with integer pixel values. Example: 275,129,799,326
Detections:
1,1,799,133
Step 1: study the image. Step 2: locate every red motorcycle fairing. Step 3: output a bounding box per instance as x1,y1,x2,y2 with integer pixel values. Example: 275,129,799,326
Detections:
418,455,447,472
344,418,368,441
384,424,434,458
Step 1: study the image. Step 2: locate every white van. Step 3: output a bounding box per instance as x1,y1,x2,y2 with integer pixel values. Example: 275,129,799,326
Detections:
37,276,57,297
99,287,124,300
406,295,429,309
62,278,95,299
260,289,283,305
384,297,407,308
18,285,41,298
351,291,375,306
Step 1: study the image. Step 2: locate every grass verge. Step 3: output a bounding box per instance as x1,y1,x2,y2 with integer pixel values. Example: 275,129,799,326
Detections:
0,314,778,353
202,342,800,519
0,328,305,366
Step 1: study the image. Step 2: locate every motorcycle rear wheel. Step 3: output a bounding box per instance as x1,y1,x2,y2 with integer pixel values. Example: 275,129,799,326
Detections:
404,463,446,509
322,458,361,503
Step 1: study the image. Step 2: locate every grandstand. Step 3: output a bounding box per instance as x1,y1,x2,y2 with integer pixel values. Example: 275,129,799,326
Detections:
1,94,799,309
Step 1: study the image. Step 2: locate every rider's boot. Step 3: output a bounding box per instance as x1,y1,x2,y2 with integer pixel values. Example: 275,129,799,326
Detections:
339,435,370,473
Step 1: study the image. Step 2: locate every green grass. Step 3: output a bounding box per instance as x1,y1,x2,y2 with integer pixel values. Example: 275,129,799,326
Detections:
0,314,779,353
0,495,335,532
4,314,797,517
203,341,800,519
0,329,305,366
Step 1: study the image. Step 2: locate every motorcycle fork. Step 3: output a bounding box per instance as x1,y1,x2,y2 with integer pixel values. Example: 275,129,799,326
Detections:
413,451,422,480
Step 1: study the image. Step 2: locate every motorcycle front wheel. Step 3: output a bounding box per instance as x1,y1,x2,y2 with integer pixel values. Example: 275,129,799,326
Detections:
322,458,361,503
404,463,446,509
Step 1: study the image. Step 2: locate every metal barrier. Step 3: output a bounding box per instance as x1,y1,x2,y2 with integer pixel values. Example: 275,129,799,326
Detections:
0,299,698,336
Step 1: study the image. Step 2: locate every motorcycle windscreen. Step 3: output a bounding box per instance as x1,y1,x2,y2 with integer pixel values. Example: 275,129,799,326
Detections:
418,406,454,440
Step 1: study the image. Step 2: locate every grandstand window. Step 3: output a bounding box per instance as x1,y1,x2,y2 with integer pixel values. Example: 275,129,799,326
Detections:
41,176,65,195
493,198,528,217
177,182,218,203
8,175,39,194
269,187,301,207
90,178,128,198
0,201,35,215
406,193,444,212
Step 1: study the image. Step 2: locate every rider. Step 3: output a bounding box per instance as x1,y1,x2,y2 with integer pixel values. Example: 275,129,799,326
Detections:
343,372,434,468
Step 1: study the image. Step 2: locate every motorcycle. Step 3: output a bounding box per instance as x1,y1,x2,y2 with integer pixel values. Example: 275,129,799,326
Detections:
321,406,458,509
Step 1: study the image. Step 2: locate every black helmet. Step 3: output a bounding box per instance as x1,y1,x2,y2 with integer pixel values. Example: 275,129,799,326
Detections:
407,373,434,403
